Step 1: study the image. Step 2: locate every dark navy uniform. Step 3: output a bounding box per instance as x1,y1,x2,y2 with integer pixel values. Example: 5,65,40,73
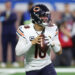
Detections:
1,11,17,63
26,63,57,75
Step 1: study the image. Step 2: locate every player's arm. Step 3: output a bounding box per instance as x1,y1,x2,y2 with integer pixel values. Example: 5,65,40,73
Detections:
52,27,62,55
15,37,32,56
16,36,41,56
15,27,32,56
15,27,41,56
47,35,62,55
51,35,62,55
46,26,62,55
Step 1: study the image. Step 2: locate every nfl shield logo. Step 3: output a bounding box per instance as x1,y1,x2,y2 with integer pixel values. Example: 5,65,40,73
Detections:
29,36,35,41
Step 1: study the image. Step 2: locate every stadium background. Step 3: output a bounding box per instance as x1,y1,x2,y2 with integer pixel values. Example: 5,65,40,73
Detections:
0,0,75,75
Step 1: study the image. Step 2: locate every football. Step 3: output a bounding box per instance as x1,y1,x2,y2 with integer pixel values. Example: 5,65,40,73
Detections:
39,34,49,52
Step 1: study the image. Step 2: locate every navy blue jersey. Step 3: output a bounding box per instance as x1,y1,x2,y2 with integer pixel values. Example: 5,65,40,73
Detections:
1,11,17,34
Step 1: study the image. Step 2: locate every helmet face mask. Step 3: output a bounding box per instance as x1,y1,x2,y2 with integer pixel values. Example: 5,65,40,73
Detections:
39,12,51,26
30,4,51,27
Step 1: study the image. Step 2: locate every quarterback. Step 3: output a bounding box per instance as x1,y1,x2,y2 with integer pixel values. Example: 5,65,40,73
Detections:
15,4,62,75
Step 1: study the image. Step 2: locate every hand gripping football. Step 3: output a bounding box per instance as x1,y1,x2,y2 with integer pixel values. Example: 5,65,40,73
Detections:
39,34,49,53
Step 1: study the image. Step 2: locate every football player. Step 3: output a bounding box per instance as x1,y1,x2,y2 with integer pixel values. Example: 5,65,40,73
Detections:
15,4,62,75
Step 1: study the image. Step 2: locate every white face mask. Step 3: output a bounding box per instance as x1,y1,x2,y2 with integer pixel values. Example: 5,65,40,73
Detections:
39,22,49,27
42,22,49,26
39,16,50,26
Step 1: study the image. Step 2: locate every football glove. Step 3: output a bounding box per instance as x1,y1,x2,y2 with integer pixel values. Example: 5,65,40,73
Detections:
45,36,54,46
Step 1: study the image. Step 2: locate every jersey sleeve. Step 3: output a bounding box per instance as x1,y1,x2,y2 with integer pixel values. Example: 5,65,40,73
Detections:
51,25,61,53
52,25,60,43
16,26,25,39
15,36,32,56
15,26,32,56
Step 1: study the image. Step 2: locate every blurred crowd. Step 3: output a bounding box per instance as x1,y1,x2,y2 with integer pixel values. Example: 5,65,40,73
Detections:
0,1,75,67
54,4,75,66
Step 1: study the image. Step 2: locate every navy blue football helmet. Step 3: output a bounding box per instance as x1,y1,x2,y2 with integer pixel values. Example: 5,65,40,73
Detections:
30,4,51,26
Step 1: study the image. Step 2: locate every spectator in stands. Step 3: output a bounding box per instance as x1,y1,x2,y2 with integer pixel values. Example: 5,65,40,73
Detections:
71,10,75,65
61,3,75,66
54,4,74,66
54,19,73,66
61,3,73,21
61,3,73,30
0,0,19,67
20,1,33,25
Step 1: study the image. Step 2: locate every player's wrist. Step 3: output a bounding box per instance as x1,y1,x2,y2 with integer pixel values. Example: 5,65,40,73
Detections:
31,40,35,45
